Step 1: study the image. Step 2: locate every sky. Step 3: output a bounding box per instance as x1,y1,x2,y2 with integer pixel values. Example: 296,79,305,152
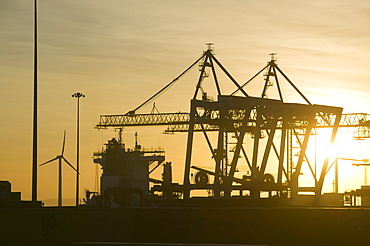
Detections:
1,0,370,206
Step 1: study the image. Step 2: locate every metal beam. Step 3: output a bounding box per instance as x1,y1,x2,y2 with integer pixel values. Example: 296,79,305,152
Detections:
97,112,369,130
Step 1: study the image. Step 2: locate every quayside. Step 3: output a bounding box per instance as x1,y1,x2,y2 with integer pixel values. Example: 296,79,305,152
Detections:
1,206,370,245
4,46,370,245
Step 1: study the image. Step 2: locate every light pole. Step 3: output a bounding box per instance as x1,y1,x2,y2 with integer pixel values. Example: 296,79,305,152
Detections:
72,92,85,206
32,0,38,203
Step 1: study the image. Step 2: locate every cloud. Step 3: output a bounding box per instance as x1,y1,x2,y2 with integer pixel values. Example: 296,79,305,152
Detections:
2,0,370,200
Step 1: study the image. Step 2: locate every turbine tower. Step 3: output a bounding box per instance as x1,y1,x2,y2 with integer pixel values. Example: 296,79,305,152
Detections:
40,130,77,207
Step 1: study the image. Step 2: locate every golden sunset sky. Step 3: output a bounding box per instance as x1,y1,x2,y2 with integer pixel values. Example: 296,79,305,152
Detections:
1,0,370,206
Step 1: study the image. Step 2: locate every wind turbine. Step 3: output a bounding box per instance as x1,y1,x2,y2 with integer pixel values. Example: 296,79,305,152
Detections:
40,130,77,207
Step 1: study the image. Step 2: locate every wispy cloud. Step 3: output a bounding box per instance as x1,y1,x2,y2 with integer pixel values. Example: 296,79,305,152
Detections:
2,0,370,200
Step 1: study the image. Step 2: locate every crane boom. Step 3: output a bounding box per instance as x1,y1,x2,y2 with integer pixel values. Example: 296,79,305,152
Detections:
97,112,370,131
97,112,190,128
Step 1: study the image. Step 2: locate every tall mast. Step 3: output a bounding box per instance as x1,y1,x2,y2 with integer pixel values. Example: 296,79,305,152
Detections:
32,0,38,202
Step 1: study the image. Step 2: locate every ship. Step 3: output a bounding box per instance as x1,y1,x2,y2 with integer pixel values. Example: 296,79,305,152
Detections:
2,46,370,245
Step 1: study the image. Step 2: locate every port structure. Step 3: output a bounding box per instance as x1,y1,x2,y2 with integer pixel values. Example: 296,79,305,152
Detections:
96,46,370,205
92,133,166,207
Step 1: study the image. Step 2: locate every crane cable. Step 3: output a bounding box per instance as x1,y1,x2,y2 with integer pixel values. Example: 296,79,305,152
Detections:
125,53,206,116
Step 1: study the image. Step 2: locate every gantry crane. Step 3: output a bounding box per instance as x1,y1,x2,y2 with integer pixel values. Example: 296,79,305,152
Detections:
96,45,370,205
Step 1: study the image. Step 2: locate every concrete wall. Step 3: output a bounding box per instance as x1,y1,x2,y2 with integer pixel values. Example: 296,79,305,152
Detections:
0,206,368,245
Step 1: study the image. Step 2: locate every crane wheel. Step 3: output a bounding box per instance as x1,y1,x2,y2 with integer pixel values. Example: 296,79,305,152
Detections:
195,171,209,185
263,173,275,184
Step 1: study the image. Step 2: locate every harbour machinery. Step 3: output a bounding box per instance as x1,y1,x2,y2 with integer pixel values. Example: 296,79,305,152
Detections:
94,45,370,207
4,46,370,246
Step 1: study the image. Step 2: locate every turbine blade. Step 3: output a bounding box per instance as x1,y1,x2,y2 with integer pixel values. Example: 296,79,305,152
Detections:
61,130,66,155
62,157,79,174
39,157,59,166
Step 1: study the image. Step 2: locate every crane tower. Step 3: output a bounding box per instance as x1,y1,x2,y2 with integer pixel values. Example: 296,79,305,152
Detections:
96,45,370,206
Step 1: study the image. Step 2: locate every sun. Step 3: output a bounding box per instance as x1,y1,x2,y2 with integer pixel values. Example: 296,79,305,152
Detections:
318,129,370,192
296,127,370,194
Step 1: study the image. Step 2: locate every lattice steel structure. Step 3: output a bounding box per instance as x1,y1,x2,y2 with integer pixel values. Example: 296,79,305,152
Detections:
97,112,370,131
96,46,370,205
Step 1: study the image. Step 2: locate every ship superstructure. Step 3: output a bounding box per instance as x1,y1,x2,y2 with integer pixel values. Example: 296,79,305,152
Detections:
93,133,165,206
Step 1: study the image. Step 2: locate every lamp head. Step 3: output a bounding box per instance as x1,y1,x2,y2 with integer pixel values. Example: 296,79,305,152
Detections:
72,92,85,98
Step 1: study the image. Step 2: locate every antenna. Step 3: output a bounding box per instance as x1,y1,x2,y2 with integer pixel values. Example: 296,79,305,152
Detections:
269,52,277,62
206,43,215,53
114,127,123,145
151,102,160,114
134,132,141,151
